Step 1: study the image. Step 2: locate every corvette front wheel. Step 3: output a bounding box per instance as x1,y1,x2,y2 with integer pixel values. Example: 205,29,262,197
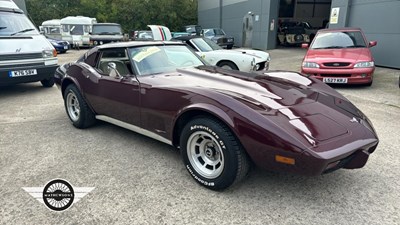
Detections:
64,84,96,129
180,117,250,190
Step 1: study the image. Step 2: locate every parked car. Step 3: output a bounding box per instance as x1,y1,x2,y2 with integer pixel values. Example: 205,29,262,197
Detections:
201,28,234,49
0,0,57,87
299,21,319,42
171,32,190,38
183,25,202,36
277,21,310,46
47,37,69,53
89,23,123,46
301,27,377,86
131,30,153,41
54,41,379,190
174,36,270,72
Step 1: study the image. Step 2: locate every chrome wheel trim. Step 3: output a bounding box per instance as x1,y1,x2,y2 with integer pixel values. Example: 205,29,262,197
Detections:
66,91,80,122
187,131,224,179
221,65,233,70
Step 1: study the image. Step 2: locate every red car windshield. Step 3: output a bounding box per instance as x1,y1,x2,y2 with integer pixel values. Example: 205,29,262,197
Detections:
311,31,367,49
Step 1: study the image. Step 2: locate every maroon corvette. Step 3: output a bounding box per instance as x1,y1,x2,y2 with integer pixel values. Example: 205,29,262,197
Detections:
54,41,379,190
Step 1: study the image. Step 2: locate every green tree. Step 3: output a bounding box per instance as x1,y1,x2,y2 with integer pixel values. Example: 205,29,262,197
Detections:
26,0,198,33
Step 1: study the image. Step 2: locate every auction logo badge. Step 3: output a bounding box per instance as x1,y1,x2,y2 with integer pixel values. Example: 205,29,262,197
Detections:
23,179,94,212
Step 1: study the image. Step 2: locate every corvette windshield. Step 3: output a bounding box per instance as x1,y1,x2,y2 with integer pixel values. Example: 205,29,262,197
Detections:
191,37,222,52
311,31,367,49
129,45,204,75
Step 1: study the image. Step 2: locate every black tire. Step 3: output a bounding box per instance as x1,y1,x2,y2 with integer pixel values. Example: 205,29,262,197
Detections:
227,44,233,49
63,84,96,128
40,77,55,87
217,61,239,70
180,117,250,190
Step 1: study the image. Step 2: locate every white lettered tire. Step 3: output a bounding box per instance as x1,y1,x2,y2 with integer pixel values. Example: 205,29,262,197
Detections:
180,117,250,190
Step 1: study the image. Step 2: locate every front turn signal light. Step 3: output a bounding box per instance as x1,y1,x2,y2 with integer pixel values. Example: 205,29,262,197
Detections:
275,155,295,165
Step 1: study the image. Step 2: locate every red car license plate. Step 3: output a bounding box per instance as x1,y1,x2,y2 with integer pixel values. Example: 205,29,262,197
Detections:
323,77,348,83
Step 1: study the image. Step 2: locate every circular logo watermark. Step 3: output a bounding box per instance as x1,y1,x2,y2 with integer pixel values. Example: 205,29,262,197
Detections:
42,179,75,211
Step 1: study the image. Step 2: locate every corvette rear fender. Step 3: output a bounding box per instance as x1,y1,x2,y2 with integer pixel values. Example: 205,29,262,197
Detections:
61,77,97,114
61,77,82,98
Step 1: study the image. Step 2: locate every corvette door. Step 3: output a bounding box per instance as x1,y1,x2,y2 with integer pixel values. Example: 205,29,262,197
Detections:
92,48,141,126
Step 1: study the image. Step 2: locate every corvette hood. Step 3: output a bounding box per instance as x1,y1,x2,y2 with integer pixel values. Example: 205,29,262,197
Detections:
144,66,375,150
304,48,372,63
149,66,341,110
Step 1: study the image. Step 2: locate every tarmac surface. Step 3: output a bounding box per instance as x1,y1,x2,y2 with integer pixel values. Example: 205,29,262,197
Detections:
0,48,399,224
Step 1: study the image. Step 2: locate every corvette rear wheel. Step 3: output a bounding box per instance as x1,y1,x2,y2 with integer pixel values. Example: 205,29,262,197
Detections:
180,117,249,190
64,84,96,129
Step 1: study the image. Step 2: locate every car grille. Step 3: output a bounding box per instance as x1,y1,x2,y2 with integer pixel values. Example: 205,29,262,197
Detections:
256,61,268,71
320,74,352,77
323,62,351,67
0,62,44,70
0,53,43,61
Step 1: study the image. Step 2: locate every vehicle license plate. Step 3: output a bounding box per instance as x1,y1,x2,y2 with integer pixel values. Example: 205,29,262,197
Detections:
8,69,37,77
64,46,68,49
323,77,348,83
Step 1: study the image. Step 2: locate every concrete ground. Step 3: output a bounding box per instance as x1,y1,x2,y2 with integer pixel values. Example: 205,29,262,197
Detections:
0,48,399,224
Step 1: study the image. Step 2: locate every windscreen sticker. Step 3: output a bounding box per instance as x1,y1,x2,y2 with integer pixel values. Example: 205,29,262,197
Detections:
132,46,161,62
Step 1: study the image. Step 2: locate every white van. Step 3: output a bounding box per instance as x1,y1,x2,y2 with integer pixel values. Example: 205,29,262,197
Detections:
60,16,97,47
0,0,58,87
41,19,62,40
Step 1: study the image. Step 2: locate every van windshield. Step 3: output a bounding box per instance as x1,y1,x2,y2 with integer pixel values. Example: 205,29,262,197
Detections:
92,25,122,35
0,12,39,36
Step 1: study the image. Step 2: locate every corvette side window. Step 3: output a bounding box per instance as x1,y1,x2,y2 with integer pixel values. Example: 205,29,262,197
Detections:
97,48,132,77
85,52,99,67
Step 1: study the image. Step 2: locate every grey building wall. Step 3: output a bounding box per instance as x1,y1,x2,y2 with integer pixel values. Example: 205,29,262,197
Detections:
199,0,399,68
330,0,400,68
198,0,279,50
349,0,399,69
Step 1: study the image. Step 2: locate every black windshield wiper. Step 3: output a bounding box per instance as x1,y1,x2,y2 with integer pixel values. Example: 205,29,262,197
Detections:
0,26,7,30
345,45,366,48
10,28,35,36
323,46,344,49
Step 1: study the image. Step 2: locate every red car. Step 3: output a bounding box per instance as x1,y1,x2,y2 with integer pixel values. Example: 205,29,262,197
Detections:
54,41,378,190
301,28,377,86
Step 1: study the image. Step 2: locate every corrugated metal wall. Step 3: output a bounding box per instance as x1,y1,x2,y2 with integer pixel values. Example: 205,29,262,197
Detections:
347,0,400,68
